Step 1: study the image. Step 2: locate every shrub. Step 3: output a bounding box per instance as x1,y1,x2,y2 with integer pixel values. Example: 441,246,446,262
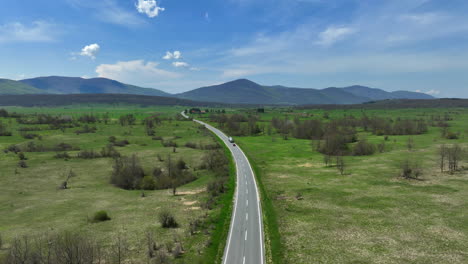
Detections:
399,159,422,179
110,155,145,190
109,136,116,143
152,136,163,140
159,210,178,228
18,152,27,160
20,133,38,139
54,152,71,159
93,210,111,222
162,140,177,147
100,144,121,158
185,142,197,149
18,160,28,168
113,140,129,147
446,131,459,140
352,140,376,156
140,176,156,190
76,150,101,159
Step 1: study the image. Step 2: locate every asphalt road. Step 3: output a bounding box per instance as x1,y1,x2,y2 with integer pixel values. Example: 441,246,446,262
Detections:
181,112,265,264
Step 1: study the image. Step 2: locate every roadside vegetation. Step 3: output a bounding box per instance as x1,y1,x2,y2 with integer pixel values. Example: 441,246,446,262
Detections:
0,106,234,263
197,107,468,264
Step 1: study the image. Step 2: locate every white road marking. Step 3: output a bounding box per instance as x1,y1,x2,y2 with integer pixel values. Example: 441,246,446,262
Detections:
243,256,246,264
246,213,248,221
246,200,248,207
245,230,248,241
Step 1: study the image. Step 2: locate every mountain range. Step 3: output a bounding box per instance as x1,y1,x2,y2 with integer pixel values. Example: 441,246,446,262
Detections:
0,76,433,105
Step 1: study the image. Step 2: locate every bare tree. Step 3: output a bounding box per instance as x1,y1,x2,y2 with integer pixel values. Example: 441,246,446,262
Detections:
336,156,345,175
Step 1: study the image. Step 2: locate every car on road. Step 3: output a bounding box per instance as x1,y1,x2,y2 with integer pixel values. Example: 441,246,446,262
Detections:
228,136,235,143
233,143,236,147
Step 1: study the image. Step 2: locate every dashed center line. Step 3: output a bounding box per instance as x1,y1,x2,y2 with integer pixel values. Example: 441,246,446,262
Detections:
246,213,248,221
245,230,248,241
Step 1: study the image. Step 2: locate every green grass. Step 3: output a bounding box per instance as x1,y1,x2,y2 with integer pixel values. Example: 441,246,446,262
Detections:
202,107,468,264
0,106,231,263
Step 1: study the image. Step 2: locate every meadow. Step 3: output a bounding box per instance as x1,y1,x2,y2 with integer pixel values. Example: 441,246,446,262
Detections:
197,107,468,264
0,105,234,263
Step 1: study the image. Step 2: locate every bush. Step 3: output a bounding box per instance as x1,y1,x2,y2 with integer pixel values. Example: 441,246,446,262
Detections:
93,210,111,222
352,140,376,156
20,133,38,139
162,140,177,147
140,175,156,190
113,140,130,147
184,142,197,149
18,160,28,168
110,155,145,190
100,144,121,158
76,150,101,159
446,131,459,140
18,152,27,160
159,210,178,228
399,159,422,179
54,152,71,159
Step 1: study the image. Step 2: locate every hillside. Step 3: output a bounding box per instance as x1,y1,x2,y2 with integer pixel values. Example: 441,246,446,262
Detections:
0,76,435,105
176,79,433,105
0,79,46,95
0,94,225,107
20,76,170,96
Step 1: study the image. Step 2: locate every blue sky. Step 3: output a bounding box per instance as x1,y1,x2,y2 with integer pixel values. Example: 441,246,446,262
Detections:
1,0,468,97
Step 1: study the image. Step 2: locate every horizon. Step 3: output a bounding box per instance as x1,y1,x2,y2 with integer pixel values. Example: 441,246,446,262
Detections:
1,0,468,97
4,75,444,97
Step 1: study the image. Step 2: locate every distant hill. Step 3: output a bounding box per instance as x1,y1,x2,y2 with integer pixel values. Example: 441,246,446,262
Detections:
0,79,46,95
0,94,224,107
176,79,433,105
0,76,435,105
20,76,171,97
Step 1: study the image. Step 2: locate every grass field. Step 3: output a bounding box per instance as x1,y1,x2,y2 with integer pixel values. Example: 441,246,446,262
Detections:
0,105,234,263
197,107,468,264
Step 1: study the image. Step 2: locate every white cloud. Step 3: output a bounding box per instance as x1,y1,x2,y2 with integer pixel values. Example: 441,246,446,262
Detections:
172,61,189,68
96,60,181,84
0,21,58,43
80,43,100,59
163,51,182,60
205,12,210,22
136,0,165,18
425,89,441,95
316,26,355,46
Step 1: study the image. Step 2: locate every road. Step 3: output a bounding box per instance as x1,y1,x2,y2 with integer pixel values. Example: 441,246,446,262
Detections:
181,111,265,264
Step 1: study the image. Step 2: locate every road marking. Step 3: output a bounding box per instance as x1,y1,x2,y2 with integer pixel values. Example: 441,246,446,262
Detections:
246,189,248,195
246,213,248,221
186,113,264,264
245,230,248,241
243,256,246,264
246,200,248,207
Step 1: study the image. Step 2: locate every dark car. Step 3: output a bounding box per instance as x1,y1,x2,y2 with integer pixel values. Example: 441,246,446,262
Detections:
233,144,236,147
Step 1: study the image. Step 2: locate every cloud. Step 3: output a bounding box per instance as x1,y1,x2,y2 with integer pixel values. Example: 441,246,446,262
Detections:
425,89,441,95
163,51,182,60
315,26,355,46
205,12,210,22
172,61,190,68
80,43,100,59
96,60,181,84
135,0,165,18
0,21,58,43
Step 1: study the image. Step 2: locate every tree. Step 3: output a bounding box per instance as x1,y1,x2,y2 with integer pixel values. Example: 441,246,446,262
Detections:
336,156,345,175
439,144,447,173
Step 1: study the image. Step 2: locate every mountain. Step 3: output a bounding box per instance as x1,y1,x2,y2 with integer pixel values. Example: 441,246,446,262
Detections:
176,79,433,105
20,76,171,97
0,79,46,95
343,85,433,100
1,76,434,105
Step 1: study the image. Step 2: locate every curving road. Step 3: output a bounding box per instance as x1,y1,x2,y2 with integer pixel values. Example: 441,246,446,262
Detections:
181,111,265,264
